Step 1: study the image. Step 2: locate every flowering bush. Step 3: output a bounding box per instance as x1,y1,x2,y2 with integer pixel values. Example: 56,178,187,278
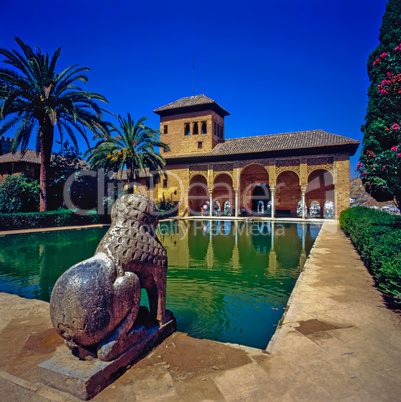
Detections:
359,0,401,208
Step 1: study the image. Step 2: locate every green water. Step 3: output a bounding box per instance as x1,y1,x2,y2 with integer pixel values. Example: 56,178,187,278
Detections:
0,220,320,349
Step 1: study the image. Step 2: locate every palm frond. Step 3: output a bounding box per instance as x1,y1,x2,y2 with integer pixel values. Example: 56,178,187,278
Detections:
0,115,22,136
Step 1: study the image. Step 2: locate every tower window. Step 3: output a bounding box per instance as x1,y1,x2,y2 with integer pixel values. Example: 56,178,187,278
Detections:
193,122,199,135
184,123,190,135
201,121,207,134
163,125,168,134
214,122,217,136
198,141,203,149
163,178,168,188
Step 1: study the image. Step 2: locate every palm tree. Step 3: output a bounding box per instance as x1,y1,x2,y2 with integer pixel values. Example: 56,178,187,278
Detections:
0,37,108,211
86,113,170,187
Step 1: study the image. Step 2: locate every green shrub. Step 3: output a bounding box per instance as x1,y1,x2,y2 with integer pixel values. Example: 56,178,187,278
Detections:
154,200,179,218
0,209,110,231
0,174,40,213
340,206,401,302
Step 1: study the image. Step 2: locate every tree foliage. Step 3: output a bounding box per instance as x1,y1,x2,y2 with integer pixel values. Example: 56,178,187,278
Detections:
48,140,98,210
86,113,170,185
359,0,401,209
0,174,40,213
0,37,108,211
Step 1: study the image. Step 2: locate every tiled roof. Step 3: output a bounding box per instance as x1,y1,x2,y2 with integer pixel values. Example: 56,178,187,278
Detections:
0,149,89,168
154,95,230,116
0,149,41,164
164,130,360,159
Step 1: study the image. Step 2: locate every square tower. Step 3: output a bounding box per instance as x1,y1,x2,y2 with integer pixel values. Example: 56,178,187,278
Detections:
154,95,230,155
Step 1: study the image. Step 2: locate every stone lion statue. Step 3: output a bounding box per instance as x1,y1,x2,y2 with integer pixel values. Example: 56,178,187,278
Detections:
50,193,167,361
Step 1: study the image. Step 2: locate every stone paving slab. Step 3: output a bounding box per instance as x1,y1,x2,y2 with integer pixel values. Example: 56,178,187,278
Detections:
37,315,176,400
0,220,400,401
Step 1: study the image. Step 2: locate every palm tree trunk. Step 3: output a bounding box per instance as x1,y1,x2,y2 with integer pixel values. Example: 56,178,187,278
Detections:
395,197,401,212
39,123,54,212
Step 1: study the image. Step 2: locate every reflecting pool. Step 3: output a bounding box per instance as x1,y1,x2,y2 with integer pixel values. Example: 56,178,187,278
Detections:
0,220,320,349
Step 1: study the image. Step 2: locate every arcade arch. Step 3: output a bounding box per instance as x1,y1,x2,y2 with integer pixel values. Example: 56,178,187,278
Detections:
252,184,271,214
239,164,269,214
306,169,334,218
212,173,234,216
275,171,301,216
188,174,208,215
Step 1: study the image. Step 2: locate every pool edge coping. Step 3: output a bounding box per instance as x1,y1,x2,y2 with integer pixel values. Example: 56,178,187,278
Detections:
0,216,328,236
265,219,329,353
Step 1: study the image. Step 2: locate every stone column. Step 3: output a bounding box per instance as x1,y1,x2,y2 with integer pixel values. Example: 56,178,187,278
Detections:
208,188,213,216
234,188,239,217
301,187,307,219
270,187,275,218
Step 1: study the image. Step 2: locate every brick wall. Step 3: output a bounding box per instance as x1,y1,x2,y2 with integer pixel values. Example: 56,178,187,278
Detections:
160,110,224,155
334,154,350,219
275,171,300,213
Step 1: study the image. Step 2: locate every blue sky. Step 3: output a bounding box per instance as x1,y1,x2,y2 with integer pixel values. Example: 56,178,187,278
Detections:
0,0,387,176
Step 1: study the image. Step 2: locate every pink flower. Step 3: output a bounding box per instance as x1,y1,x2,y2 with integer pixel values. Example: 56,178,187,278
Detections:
392,123,400,130
380,52,389,59
382,166,386,170
357,162,363,169
362,171,366,176
398,153,401,157
391,146,398,151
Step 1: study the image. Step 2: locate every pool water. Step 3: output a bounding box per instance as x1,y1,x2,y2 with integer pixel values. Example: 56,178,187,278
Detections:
0,220,320,349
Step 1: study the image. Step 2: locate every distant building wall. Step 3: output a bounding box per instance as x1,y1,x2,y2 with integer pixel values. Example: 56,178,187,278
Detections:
0,162,39,183
0,136,12,155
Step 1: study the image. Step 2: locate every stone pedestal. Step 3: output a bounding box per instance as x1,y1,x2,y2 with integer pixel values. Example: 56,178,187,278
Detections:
37,310,176,400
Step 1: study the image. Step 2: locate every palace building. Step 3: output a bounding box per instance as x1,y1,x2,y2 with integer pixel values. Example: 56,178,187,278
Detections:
153,95,359,219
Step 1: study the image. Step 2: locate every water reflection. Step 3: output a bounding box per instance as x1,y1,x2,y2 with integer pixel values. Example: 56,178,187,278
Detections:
0,228,107,301
158,220,318,276
0,220,321,349
157,220,320,348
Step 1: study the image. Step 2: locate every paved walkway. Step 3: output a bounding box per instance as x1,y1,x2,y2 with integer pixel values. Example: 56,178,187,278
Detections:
0,221,400,401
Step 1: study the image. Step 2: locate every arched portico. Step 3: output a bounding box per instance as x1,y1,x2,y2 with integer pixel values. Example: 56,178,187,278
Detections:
306,169,334,218
275,171,301,216
188,174,208,215
212,173,234,216
252,184,271,214
239,164,269,215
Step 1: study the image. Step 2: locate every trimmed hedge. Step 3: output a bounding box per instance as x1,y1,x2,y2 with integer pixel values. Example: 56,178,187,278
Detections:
0,209,110,231
340,206,401,302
